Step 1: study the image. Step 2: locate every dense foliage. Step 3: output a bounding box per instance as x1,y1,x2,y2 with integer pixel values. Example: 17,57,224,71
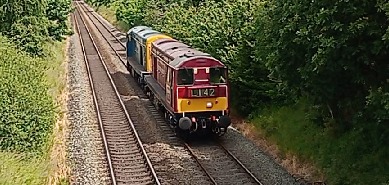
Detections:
0,36,55,153
257,0,389,132
254,4,389,183
47,0,73,40
0,0,71,55
90,0,388,183
0,0,71,153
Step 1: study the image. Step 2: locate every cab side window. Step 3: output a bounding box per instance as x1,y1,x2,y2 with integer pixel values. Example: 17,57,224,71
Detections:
210,67,227,84
177,68,193,85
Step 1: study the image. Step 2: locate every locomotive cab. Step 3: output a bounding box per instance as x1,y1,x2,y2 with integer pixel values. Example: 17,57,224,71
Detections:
148,38,231,136
174,58,231,136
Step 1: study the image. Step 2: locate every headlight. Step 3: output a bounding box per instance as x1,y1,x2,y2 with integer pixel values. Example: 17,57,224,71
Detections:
206,102,213,108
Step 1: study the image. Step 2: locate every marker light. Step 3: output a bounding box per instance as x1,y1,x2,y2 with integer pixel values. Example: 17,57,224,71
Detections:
206,102,213,108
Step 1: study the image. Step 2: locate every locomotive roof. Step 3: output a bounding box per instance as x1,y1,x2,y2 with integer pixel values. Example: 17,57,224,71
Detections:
136,29,161,40
163,43,190,54
169,50,214,68
152,38,191,60
153,38,189,50
152,38,224,68
127,25,151,35
169,48,209,59
153,38,177,44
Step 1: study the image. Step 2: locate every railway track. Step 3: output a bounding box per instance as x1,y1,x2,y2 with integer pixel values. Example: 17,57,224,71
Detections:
75,2,264,184
78,2,127,65
185,141,263,185
73,2,160,184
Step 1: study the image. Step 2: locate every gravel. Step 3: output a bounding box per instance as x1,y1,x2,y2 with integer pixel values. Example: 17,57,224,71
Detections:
66,18,111,185
220,127,304,185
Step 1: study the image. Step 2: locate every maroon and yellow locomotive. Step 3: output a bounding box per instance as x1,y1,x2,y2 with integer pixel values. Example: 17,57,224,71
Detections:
126,26,231,136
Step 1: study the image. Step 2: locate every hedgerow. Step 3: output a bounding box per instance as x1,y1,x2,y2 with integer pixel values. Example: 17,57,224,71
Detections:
0,36,55,153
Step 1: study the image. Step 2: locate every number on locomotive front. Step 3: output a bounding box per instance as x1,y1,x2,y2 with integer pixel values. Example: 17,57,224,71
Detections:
192,88,215,97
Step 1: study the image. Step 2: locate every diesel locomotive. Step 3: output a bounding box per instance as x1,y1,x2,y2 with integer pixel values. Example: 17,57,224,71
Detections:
126,26,231,136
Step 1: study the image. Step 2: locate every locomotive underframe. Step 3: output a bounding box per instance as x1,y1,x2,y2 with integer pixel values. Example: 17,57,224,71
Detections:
143,77,231,137
173,111,230,136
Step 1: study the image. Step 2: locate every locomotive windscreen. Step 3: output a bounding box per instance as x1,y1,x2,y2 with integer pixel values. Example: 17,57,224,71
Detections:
177,68,194,85
210,67,227,84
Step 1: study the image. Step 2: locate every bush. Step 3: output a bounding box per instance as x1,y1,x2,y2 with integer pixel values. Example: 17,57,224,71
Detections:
9,16,50,56
0,36,55,153
46,0,73,41
254,0,389,126
0,0,72,56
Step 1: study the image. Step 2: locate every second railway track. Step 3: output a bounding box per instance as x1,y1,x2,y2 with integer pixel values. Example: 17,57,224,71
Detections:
185,140,263,185
73,2,160,184
78,2,127,66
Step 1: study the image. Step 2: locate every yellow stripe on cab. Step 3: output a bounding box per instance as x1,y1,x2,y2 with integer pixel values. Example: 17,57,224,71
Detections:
177,97,228,113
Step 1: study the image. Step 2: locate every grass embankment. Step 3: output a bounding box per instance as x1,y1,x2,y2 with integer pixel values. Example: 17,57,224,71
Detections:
250,99,389,184
94,5,129,32
0,37,69,185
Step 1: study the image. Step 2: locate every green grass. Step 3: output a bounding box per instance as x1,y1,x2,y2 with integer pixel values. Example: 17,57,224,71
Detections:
94,5,130,32
251,99,389,185
45,40,67,101
0,152,48,185
43,39,70,185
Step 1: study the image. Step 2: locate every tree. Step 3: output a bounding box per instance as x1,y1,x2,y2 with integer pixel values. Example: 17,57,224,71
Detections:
256,0,389,128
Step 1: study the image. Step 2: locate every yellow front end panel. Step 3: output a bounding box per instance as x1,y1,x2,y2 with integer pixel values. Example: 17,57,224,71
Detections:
146,34,171,72
177,97,228,113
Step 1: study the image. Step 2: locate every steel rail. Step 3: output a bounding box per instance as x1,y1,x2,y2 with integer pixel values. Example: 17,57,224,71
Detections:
219,143,263,185
185,141,263,185
184,143,218,185
81,2,126,48
72,8,117,185
74,2,161,184
78,2,126,66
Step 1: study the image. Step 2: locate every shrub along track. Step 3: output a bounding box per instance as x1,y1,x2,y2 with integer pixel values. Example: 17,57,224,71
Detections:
77,1,304,185
73,1,160,184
